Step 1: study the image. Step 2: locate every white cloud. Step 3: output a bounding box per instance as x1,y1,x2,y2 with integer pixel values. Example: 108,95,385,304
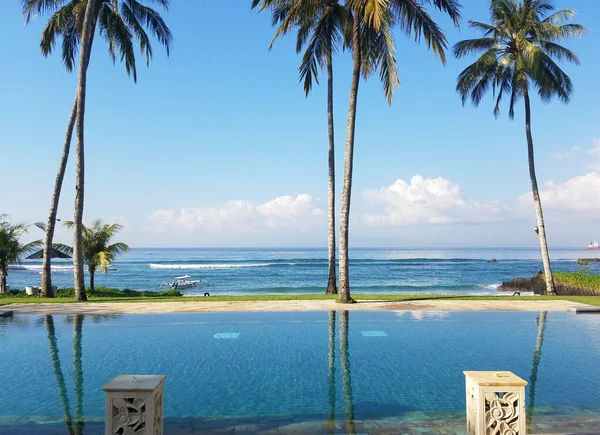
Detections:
587,139,600,171
363,175,508,226
552,145,581,159
518,172,600,212
149,194,324,233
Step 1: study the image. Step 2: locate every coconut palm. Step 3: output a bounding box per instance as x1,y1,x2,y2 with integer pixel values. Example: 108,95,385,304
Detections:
63,220,129,294
22,0,173,299
252,0,347,294
0,215,42,293
453,0,584,295
338,0,461,303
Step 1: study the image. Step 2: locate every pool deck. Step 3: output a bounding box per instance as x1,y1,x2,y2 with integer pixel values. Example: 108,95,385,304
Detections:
4,298,590,315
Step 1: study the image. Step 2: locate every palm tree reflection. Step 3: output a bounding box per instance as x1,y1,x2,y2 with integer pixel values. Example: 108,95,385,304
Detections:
45,315,74,435
327,311,336,434
339,310,355,434
528,311,547,422
73,315,85,435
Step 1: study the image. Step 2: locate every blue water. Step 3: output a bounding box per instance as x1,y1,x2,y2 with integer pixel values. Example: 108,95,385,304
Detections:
6,248,597,295
1,310,599,433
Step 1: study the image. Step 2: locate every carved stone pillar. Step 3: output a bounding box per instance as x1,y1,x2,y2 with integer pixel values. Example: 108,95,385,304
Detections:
464,371,527,435
103,375,166,435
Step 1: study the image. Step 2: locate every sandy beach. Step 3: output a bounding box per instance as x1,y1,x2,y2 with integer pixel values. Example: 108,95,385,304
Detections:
3,298,587,315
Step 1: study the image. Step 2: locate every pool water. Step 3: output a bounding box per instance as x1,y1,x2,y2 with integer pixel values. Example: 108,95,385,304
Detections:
1,311,599,434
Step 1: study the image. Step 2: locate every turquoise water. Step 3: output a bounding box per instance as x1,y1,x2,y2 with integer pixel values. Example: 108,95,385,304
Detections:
1,311,600,434
6,247,597,295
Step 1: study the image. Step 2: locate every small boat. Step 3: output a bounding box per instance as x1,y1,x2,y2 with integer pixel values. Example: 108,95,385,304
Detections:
587,241,600,250
160,275,208,290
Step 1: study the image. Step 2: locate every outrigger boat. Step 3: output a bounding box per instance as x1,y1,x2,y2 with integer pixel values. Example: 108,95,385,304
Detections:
160,275,208,290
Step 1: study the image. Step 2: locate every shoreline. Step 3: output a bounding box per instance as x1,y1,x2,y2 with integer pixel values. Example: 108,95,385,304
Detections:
4,298,588,315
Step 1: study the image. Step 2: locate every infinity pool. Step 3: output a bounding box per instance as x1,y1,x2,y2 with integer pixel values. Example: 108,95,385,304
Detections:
1,311,599,434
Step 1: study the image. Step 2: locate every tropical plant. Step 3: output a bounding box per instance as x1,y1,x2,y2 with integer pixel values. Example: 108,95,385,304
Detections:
337,0,461,303
252,0,347,294
0,215,42,293
453,0,585,295
63,220,129,294
22,0,173,299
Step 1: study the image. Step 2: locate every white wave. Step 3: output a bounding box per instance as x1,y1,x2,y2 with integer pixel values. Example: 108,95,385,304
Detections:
149,263,272,270
10,265,73,271
482,283,500,290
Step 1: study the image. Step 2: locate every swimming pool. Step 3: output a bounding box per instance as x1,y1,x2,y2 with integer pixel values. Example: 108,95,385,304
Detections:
1,310,599,434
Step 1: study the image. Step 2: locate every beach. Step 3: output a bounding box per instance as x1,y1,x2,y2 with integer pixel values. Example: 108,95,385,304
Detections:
5,298,586,315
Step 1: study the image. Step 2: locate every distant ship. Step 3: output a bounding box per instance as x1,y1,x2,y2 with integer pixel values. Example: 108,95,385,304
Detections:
588,240,600,250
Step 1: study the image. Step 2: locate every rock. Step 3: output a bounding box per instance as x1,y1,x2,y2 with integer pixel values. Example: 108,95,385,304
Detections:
498,271,545,295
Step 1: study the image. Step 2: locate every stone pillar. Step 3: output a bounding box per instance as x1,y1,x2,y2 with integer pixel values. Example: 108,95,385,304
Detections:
464,371,527,435
103,375,166,435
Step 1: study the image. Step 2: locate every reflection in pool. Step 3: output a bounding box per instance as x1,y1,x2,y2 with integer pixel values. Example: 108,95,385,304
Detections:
1,310,600,434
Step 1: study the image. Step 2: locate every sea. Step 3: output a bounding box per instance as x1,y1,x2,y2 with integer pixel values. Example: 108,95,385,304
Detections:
6,247,597,296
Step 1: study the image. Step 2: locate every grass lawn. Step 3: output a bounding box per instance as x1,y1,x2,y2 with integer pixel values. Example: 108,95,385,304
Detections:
1,288,599,306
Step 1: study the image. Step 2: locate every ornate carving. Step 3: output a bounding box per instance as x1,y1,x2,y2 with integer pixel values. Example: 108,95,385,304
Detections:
112,397,146,435
153,388,163,435
484,392,520,435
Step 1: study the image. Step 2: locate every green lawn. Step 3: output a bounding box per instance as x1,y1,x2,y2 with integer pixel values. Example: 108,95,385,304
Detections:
2,289,599,306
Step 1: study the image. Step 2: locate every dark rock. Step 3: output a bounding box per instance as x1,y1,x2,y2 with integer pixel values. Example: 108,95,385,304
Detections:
498,271,545,295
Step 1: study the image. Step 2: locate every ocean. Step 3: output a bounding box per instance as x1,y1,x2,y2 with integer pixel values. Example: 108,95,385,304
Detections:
7,247,596,296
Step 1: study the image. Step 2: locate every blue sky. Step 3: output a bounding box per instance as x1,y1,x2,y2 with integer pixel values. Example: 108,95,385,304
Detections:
0,0,598,248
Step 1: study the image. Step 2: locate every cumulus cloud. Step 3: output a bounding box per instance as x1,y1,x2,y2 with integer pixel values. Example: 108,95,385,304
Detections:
149,194,324,233
518,172,600,212
552,145,581,159
363,175,508,226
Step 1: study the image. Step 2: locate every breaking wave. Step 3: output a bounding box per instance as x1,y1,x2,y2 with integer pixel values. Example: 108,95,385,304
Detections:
149,263,273,270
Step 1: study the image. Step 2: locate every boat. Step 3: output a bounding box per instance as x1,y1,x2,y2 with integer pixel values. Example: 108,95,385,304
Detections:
587,241,600,250
160,275,208,290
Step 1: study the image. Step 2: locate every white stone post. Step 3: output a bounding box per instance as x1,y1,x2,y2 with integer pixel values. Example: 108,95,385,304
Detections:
464,371,527,435
103,375,166,435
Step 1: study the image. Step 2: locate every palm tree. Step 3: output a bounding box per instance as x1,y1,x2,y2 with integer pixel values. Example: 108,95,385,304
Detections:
0,215,42,293
63,220,129,294
252,0,347,294
22,0,173,299
453,0,584,295
337,0,461,303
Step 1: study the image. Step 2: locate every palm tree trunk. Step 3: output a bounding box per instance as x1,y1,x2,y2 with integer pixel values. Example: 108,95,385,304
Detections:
73,0,100,302
41,97,78,298
89,269,94,294
326,50,337,295
73,315,85,435
1,273,6,294
327,311,336,433
524,92,555,295
338,9,362,304
527,311,547,422
45,315,75,435
339,310,355,434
